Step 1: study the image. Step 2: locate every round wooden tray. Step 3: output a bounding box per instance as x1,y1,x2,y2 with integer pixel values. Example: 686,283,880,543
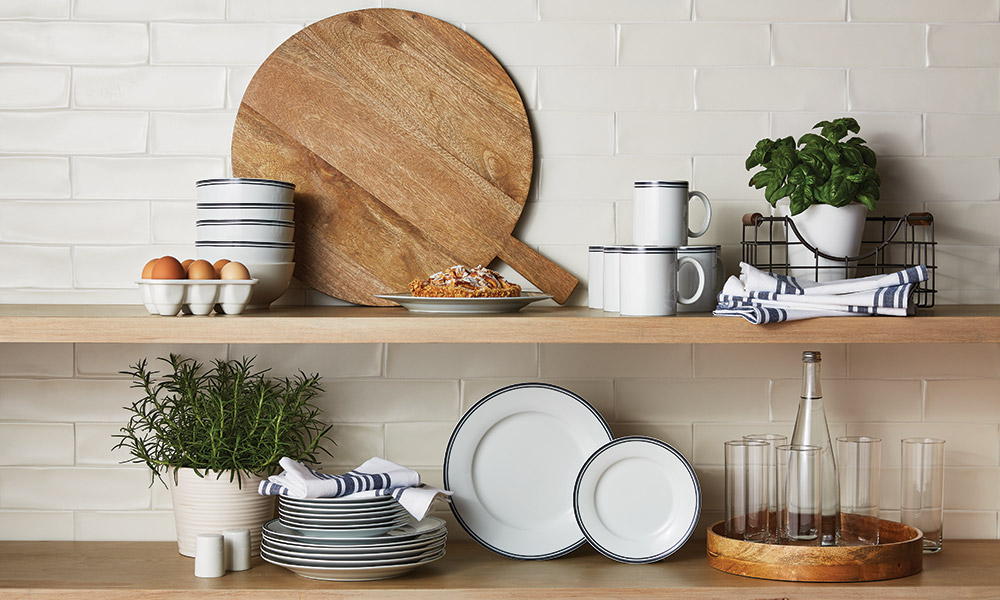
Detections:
706,518,923,582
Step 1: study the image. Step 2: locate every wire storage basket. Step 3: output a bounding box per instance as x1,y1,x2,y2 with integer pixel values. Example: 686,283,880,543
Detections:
741,212,937,308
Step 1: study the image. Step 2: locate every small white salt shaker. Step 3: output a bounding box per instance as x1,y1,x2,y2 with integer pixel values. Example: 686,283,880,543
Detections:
223,528,252,572
194,533,225,578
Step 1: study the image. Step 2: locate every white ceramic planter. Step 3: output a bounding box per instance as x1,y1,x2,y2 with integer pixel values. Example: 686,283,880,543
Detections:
777,202,868,282
167,468,275,558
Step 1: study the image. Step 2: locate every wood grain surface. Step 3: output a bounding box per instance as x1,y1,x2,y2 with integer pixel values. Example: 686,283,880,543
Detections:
706,519,923,582
232,9,577,305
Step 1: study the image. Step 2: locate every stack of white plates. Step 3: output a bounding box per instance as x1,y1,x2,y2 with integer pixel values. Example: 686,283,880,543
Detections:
261,496,447,581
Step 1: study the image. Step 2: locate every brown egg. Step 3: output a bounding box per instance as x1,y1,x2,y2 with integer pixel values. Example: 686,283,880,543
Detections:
141,258,159,279
212,259,230,277
186,259,218,280
150,255,187,280
181,259,194,272
220,261,251,280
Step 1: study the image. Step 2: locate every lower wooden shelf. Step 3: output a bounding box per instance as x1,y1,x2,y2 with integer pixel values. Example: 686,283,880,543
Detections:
1,539,998,599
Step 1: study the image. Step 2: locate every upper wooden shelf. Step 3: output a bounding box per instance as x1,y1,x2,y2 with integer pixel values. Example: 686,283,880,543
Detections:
2,304,1000,344
1,540,998,599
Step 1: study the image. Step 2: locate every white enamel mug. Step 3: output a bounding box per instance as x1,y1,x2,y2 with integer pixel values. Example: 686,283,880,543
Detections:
602,246,623,312
588,245,605,310
633,180,712,246
619,246,706,317
677,245,725,313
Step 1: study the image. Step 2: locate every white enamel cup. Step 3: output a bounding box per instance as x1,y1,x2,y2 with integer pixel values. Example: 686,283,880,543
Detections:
677,245,725,313
588,245,605,309
619,246,706,317
633,180,712,246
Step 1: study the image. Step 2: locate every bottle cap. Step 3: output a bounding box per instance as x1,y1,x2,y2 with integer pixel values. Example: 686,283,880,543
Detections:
802,351,822,363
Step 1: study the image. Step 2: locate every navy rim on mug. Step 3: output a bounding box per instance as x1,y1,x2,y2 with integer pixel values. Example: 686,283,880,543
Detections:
619,246,680,254
573,436,701,564
443,382,613,561
633,180,688,188
678,245,721,254
588,245,605,252
196,177,295,189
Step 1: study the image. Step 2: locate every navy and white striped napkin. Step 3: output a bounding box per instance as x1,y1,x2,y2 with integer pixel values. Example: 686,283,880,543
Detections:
258,457,452,521
714,262,928,324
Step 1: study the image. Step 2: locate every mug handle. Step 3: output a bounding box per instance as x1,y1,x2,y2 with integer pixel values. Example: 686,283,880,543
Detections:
677,256,706,305
688,191,712,238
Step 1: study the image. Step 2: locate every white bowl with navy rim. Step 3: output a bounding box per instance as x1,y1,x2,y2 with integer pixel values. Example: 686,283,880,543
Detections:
196,241,294,263
196,219,295,244
196,203,294,222
196,178,295,205
573,435,700,564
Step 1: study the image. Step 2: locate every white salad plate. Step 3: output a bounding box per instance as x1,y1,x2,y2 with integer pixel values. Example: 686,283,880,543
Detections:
374,292,552,314
263,517,446,546
277,501,402,515
261,548,446,581
573,436,700,564
261,547,445,569
279,495,397,507
444,383,613,559
277,514,408,529
278,507,408,523
263,531,447,557
262,540,446,565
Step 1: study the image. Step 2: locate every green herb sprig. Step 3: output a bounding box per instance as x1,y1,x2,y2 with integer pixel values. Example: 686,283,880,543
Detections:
113,354,334,487
745,117,880,216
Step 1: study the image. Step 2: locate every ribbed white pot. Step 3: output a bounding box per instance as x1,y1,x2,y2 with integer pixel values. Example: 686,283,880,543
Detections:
168,468,275,557
778,202,868,282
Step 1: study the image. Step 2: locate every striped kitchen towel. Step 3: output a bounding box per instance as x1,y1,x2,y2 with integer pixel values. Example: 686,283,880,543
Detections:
714,263,928,324
258,457,452,521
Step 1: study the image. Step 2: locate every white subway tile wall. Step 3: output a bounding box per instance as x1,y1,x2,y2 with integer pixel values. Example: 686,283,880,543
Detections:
0,1,999,542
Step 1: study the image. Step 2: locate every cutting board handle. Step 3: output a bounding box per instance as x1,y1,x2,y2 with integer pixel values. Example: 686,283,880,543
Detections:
498,236,578,304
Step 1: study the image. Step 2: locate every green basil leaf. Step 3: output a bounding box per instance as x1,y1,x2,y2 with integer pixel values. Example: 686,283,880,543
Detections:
857,193,876,211
824,145,842,165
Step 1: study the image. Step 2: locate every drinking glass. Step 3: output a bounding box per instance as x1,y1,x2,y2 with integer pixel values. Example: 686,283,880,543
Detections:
837,436,881,545
901,437,945,553
743,433,788,543
777,444,822,545
724,440,768,542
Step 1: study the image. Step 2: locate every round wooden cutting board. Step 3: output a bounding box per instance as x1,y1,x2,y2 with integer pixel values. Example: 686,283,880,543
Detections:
232,9,578,306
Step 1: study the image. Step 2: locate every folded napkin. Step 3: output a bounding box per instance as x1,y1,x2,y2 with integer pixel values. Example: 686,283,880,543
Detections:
258,457,452,521
714,263,928,324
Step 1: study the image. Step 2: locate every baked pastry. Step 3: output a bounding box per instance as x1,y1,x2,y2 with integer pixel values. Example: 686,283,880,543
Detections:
409,265,522,298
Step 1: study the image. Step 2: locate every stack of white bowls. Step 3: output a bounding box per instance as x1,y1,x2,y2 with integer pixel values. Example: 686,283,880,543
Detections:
194,178,296,309
260,495,447,581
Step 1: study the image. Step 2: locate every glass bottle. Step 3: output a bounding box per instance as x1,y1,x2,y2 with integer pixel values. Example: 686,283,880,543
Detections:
790,350,839,545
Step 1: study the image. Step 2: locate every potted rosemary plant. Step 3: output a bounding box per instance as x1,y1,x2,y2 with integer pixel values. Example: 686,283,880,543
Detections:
114,354,333,557
745,117,881,280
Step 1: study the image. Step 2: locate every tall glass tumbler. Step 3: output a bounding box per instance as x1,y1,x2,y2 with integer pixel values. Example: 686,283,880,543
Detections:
901,437,945,553
777,444,823,545
724,440,768,542
837,436,881,546
744,433,788,542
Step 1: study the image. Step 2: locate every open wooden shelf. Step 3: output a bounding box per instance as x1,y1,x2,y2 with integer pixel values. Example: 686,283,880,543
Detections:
2,304,1000,344
1,540,997,599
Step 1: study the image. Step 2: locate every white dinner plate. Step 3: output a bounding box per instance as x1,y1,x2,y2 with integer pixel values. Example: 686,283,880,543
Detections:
444,383,613,560
262,548,446,582
262,539,446,564
573,436,700,564
263,531,447,557
263,517,446,546
374,292,552,314
285,518,410,537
